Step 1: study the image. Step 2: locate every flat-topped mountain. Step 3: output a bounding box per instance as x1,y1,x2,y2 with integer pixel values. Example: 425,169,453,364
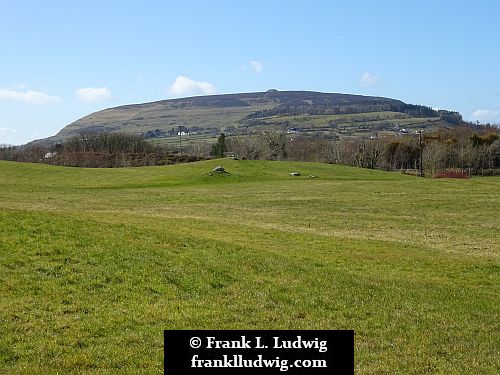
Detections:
34,90,463,146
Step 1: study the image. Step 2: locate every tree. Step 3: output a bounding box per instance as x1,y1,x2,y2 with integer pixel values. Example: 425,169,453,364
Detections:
423,141,446,177
490,139,500,168
266,131,287,160
211,133,226,158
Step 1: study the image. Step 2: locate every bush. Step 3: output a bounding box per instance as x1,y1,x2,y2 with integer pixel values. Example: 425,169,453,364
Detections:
479,169,500,176
434,170,469,179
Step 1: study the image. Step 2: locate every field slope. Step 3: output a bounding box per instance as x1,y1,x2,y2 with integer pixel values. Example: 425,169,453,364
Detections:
0,160,498,374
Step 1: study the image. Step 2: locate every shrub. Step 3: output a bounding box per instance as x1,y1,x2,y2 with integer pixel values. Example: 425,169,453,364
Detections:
479,169,500,176
434,170,469,179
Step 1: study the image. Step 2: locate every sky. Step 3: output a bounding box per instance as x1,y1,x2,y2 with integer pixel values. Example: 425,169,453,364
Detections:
1,0,499,145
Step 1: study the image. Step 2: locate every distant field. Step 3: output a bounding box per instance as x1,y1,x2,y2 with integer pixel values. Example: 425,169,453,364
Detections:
257,112,443,139
260,111,407,125
144,111,443,148
0,160,498,374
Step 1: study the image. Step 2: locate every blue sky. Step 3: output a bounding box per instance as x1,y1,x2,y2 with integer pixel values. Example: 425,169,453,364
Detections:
1,0,499,145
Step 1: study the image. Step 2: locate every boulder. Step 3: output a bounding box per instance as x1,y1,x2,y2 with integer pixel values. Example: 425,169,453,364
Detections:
212,166,225,173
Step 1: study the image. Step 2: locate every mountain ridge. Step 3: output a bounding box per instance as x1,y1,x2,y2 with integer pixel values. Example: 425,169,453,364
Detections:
31,90,462,146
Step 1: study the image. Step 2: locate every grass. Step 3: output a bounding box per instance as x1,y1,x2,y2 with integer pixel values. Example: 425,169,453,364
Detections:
260,111,408,125
259,112,441,130
0,159,499,374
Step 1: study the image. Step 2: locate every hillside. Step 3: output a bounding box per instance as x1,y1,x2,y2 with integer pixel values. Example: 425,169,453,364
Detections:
35,90,463,146
0,159,498,373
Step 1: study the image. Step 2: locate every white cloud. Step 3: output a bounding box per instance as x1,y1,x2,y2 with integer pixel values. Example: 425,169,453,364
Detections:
250,60,264,73
0,128,43,146
76,87,111,102
360,72,379,87
168,76,217,97
0,127,16,145
0,127,44,146
471,109,500,124
0,89,60,104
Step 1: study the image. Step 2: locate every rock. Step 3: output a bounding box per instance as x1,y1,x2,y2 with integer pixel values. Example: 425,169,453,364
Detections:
289,172,301,176
308,175,318,179
212,166,225,173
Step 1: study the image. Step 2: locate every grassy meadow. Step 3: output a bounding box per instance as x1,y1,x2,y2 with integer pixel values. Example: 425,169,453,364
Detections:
0,159,498,374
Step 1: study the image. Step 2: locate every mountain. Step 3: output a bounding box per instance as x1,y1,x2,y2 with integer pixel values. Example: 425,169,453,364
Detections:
33,90,463,146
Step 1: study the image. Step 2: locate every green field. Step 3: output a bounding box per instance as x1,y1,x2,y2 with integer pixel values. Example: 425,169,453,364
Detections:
0,160,499,374
144,111,444,148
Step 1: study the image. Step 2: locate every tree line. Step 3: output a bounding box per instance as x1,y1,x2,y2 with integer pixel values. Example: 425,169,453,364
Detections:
1,125,499,176
225,124,500,177
0,133,206,167
244,102,462,124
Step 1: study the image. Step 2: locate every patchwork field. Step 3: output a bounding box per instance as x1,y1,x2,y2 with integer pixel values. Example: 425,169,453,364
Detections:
0,160,498,374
